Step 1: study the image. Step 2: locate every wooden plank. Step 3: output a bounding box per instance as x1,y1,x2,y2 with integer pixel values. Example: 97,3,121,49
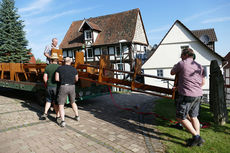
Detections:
78,72,99,80
133,82,172,94
131,89,173,99
98,55,109,82
102,77,131,86
131,58,142,90
1,63,10,79
79,77,131,90
76,58,176,99
75,52,84,68
51,48,63,62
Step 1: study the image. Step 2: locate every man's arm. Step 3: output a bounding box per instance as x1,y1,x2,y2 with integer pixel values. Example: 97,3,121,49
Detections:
44,52,50,59
43,73,48,83
171,64,178,75
44,45,51,59
201,77,205,87
201,67,206,87
55,72,60,82
170,70,176,75
75,74,79,82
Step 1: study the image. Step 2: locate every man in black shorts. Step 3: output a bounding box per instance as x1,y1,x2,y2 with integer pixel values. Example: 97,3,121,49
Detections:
55,57,80,127
41,53,60,120
171,48,205,147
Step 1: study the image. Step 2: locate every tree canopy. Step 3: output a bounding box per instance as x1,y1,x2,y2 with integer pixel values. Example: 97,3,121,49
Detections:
0,0,31,63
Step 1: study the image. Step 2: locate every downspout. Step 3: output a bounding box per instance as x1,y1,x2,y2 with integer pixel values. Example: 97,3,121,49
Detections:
222,61,228,69
221,60,228,77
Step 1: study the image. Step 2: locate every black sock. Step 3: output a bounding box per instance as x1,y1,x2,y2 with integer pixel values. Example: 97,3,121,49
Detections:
193,135,200,139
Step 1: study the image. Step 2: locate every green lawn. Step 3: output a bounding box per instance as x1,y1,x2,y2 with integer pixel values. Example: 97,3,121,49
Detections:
153,98,230,153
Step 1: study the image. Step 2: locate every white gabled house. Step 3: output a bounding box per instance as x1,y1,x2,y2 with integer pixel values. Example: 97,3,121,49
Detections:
142,20,224,99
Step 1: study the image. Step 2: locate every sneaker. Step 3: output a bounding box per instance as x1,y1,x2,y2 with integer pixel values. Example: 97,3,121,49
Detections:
56,117,61,124
74,116,80,121
40,113,47,120
60,121,66,127
197,137,205,146
187,136,205,147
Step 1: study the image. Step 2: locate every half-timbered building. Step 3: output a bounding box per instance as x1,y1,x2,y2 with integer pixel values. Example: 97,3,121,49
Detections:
59,8,149,79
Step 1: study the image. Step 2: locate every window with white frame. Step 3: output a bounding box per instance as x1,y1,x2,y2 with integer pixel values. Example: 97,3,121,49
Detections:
123,46,128,54
136,44,141,51
63,51,67,58
68,51,73,57
157,69,163,77
140,45,144,51
102,47,108,55
94,48,101,55
109,47,115,55
86,48,93,58
115,46,121,56
117,63,123,71
84,30,92,40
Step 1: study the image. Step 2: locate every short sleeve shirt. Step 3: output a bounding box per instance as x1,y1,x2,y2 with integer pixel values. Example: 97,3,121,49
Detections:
44,64,60,87
44,44,59,64
56,65,78,85
171,58,205,97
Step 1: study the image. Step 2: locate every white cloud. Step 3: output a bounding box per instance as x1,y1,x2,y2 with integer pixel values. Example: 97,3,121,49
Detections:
148,25,170,33
183,9,218,23
202,17,230,24
183,3,230,23
18,0,53,13
27,7,95,25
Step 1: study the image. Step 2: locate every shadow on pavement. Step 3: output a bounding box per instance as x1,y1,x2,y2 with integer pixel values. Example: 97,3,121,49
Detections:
0,87,185,146
76,92,185,146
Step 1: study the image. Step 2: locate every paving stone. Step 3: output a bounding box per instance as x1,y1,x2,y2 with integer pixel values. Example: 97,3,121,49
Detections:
61,143,75,150
0,90,165,153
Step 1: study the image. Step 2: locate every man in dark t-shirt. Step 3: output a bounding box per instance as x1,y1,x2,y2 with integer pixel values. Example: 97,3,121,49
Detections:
55,57,79,127
41,53,60,120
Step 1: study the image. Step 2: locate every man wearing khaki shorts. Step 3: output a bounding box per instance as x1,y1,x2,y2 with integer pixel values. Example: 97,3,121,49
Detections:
55,57,80,127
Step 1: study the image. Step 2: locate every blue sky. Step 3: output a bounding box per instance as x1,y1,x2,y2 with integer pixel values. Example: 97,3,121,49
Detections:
10,0,230,61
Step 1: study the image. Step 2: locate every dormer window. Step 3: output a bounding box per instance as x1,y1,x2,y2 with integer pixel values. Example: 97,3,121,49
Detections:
84,30,92,40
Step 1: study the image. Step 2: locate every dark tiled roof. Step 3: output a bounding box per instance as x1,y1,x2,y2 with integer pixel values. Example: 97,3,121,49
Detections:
86,21,102,32
224,52,230,68
191,29,217,42
79,20,102,32
225,52,230,60
60,8,146,49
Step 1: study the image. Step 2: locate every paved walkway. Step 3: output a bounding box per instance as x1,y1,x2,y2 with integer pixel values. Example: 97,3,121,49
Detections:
0,89,165,153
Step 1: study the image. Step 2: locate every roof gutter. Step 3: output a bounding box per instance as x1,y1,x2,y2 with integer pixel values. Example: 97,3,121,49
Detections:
222,61,228,69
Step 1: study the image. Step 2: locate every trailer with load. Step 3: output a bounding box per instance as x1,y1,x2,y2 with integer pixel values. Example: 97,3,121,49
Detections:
0,49,177,105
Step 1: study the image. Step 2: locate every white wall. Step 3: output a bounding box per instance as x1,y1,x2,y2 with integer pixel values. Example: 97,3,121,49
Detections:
133,13,148,44
142,22,223,96
93,31,98,42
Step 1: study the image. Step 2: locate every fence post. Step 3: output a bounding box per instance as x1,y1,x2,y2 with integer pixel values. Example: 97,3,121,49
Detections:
209,60,228,125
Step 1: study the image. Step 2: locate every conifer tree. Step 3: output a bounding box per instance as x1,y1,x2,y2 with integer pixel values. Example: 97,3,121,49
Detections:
0,0,31,63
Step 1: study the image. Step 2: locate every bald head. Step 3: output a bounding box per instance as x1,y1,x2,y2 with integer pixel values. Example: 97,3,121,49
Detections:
64,57,72,65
